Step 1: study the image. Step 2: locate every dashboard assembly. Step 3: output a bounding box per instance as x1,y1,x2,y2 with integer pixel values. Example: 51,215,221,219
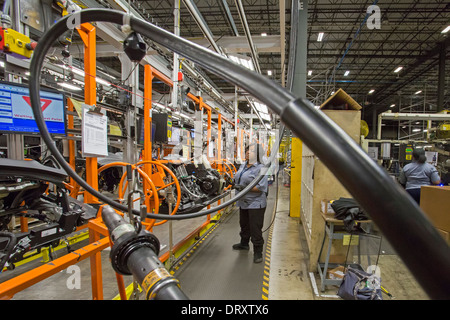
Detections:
0,159,97,270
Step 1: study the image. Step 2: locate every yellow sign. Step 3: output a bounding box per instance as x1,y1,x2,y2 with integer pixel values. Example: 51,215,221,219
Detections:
343,234,359,246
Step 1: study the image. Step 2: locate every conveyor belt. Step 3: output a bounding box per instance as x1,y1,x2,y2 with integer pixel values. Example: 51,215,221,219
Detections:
173,183,277,300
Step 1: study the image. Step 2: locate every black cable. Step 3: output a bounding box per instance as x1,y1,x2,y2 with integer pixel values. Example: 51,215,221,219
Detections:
261,169,278,234
28,9,450,299
28,9,282,222
262,124,285,234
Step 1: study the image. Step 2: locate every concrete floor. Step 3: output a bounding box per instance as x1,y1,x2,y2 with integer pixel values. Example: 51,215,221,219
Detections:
0,177,431,300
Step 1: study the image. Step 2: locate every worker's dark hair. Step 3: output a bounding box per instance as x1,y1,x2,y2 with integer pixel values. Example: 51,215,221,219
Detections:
245,142,265,164
412,148,427,164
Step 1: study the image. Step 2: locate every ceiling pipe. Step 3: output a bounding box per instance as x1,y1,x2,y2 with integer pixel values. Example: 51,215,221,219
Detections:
245,96,269,131
234,0,261,74
220,0,239,36
182,0,224,55
280,0,286,87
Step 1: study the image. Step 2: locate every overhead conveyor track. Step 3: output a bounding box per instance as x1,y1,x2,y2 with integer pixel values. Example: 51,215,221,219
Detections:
27,9,450,299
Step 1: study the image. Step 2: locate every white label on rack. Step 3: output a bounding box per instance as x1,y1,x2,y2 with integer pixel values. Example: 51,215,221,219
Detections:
42,228,57,237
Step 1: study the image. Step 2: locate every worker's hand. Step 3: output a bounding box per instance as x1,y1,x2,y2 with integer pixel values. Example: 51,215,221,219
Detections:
233,184,245,191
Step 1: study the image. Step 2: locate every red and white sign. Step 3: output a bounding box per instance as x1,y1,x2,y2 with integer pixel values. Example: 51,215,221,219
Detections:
11,93,64,122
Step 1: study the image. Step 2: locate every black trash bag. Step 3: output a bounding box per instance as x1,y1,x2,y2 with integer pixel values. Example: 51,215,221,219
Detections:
338,267,383,300
331,198,369,233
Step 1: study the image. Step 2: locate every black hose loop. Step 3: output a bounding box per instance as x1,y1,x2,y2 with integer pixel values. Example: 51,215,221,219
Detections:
28,9,450,299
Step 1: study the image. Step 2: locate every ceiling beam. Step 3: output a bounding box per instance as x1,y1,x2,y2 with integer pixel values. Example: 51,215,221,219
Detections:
185,35,281,54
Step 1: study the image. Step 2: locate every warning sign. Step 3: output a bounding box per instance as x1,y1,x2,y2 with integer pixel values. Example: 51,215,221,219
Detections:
11,93,64,122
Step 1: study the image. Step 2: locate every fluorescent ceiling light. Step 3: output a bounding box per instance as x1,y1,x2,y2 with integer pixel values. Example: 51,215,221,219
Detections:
441,25,450,33
317,32,324,42
369,89,375,94
394,66,403,73
260,112,271,121
70,67,85,77
261,32,267,36
267,70,272,76
242,59,254,71
0,61,4,68
344,70,350,76
229,55,254,71
330,91,335,95
173,111,192,120
67,66,111,87
58,82,82,91
96,77,111,87
308,70,313,76
412,128,421,132
415,90,422,95
97,69,117,80
390,104,395,108
153,102,168,110
47,69,65,78
254,102,268,114
229,56,239,64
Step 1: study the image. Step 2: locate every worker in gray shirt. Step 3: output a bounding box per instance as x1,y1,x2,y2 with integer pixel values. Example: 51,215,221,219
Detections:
398,148,441,204
232,143,268,263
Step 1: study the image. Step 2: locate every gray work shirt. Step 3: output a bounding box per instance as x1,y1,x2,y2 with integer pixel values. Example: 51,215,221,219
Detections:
398,161,440,190
234,162,268,209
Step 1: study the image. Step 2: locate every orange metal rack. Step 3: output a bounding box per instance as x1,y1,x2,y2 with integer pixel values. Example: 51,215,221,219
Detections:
0,22,239,300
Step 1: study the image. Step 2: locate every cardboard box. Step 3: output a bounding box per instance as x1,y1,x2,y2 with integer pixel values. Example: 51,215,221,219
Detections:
321,199,335,214
320,88,362,111
436,228,449,245
420,186,450,232
328,266,347,280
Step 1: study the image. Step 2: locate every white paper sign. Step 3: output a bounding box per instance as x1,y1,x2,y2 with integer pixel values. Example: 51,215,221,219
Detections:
82,105,108,157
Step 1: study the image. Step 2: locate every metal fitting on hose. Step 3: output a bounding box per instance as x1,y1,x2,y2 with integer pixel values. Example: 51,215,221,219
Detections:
101,205,188,300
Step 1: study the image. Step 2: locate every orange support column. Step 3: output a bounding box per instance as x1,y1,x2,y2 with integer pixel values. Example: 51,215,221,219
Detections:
77,23,103,300
217,114,222,171
217,114,222,215
89,228,103,300
78,23,98,204
206,110,212,161
143,65,154,213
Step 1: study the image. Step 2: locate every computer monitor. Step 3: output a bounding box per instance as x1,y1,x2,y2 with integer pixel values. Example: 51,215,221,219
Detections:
138,116,156,145
0,81,66,135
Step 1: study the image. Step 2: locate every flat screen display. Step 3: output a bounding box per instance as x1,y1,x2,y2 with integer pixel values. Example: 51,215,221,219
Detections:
0,81,66,135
